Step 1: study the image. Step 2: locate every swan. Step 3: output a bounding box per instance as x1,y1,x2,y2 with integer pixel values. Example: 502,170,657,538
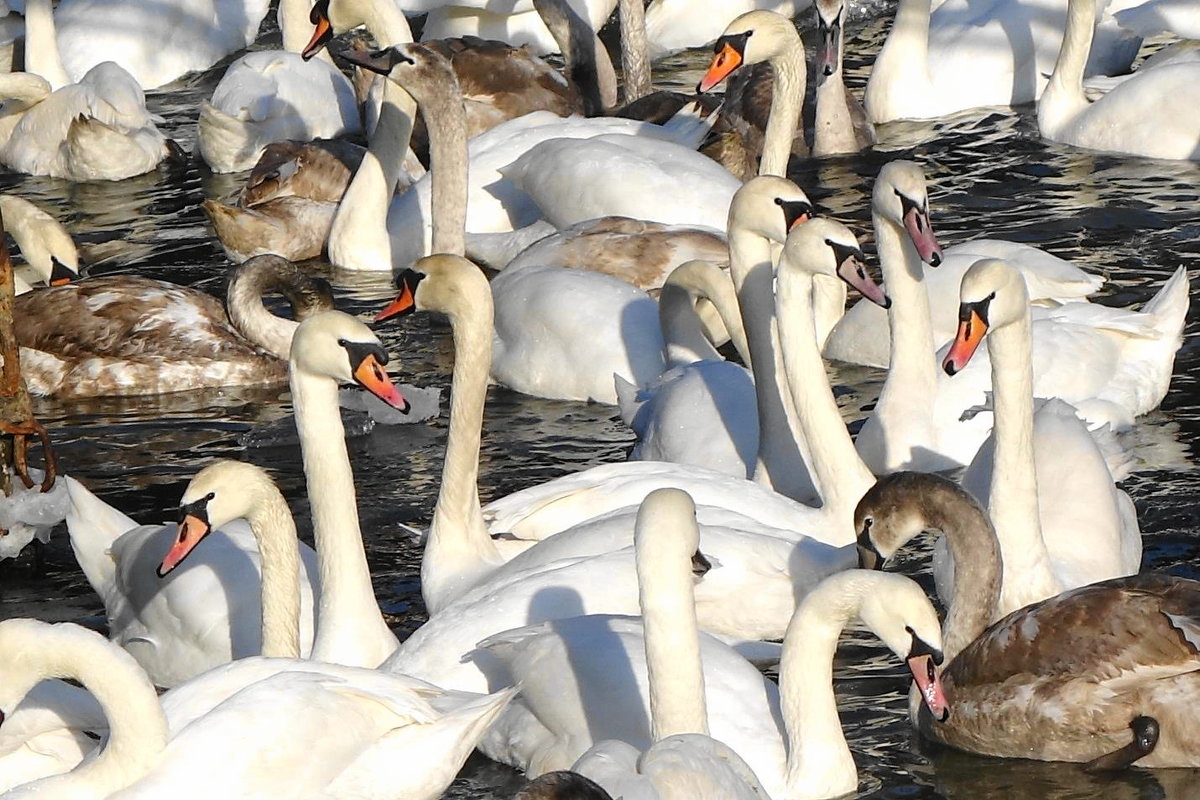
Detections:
644,0,807,60
1114,0,1200,39
0,2,178,181
0,618,516,799
58,310,407,687
855,471,1200,768
697,10,806,176
1039,0,1200,160
935,258,1141,613
864,0,1142,122
476,564,948,798
517,772,615,799
0,195,79,294
26,0,270,90
14,254,334,398
813,0,875,156
202,138,366,263
197,0,362,173
376,254,854,625
420,0,618,56
0,681,105,794
482,489,770,797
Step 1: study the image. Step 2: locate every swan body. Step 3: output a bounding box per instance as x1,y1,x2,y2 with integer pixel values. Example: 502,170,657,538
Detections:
14,255,334,398
865,0,1142,123
644,0,808,60
420,0,618,55
1114,0,1200,39
1039,0,1200,160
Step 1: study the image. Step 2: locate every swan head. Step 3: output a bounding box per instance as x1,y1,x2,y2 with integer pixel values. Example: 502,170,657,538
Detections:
943,258,1027,376
698,10,800,92
728,175,812,243
0,194,79,286
336,43,457,104
158,461,286,578
633,488,710,583
376,254,490,324
874,161,943,267
854,471,988,570
303,0,378,60
780,218,890,308
291,311,410,411
852,571,949,722
815,0,846,82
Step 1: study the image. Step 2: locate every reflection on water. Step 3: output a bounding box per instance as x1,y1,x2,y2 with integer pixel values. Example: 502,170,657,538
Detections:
0,6,1198,799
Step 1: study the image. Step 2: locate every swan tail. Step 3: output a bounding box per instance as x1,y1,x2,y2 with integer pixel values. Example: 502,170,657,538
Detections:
613,373,645,427
658,100,717,150
1141,265,1190,340
63,477,136,595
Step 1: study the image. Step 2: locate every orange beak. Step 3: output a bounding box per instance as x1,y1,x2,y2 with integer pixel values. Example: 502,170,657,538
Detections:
698,43,743,93
353,353,410,413
375,282,416,322
158,515,210,577
943,307,987,375
302,13,333,61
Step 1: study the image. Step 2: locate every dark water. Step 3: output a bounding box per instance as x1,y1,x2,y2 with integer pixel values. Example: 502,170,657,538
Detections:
1,6,1199,799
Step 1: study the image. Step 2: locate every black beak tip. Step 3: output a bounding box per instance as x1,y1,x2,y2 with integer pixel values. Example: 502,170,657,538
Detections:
929,252,943,267
943,361,957,376
880,295,893,310
823,65,833,76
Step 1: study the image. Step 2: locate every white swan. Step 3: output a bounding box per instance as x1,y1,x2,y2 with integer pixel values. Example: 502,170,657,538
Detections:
58,310,408,686
0,618,515,799
477,566,948,798
0,1,177,181
420,0,617,56
1039,0,1200,160
27,0,270,90
484,489,770,798
644,0,808,60
197,0,362,173
939,258,1141,614
15,254,333,398
0,195,79,294
864,0,1141,123
1114,0,1200,39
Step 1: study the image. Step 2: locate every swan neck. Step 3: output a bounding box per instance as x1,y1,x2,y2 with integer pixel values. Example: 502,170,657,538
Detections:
812,44,856,158
760,46,806,177
364,2,415,46
659,283,721,366
290,367,395,666
419,75,469,257
890,0,933,58
728,225,812,499
664,261,751,367
24,0,72,89
535,0,618,113
330,81,416,270
422,270,503,615
248,492,304,659
778,577,860,796
618,0,651,103
224,263,299,361
1041,0,1094,129
775,258,873,531
988,312,1060,615
875,213,939,401
929,489,1002,660
639,540,707,740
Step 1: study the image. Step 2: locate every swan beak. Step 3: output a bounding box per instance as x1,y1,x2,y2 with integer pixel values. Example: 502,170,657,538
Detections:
337,47,409,76
856,530,882,570
302,12,333,61
353,354,411,413
943,306,987,375
835,250,890,309
158,514,210,578
49,256,75,286
698,42,743,93
376,286,415,322
908,653,950,722
903,205,943,266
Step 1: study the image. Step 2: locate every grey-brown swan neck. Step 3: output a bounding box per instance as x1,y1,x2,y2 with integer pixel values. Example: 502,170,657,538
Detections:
618,0,651,103
422,267,503,615
247,488,304,659
812,19,864,157
225,256,332,361
290,365,396,666
534,0,618,113
412,58,469,257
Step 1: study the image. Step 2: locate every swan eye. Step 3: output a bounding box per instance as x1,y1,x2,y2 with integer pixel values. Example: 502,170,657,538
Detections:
205,492,215,502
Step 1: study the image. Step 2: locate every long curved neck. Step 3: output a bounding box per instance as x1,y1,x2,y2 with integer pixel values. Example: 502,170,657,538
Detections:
618,0,651,103
639,541,707,741
24,0,72,90
417,74,468,257
761,43,806,177
659,282,722,366
33,627,167,795
664,260,751,368
728,224,813,500
290,367,397,666
279,0,335,64
988,311,1061,616
534,0,618,114
778,575,863,797
870,211,940,457
329,79,416,271
421,268,503,615
225,263,303,361
775,259,874,536
247,488,304,659
1039,0,1094,134
865,0,931,118
360,2,414,46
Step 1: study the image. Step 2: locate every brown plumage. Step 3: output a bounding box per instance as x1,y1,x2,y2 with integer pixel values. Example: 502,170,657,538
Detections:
14,255,333,398
515,771,613,800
